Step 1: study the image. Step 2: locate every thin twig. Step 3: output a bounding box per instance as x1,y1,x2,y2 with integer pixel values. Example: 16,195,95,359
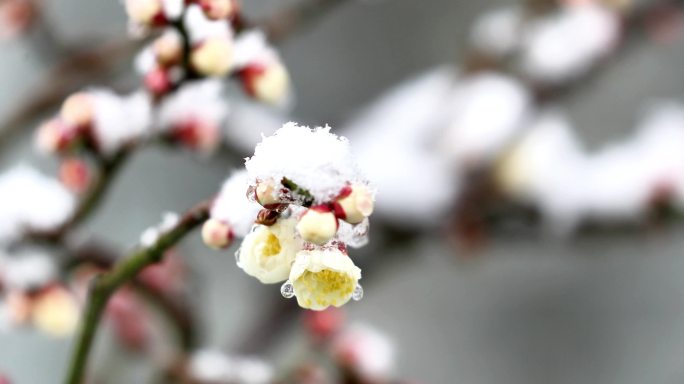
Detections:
63,200,210,384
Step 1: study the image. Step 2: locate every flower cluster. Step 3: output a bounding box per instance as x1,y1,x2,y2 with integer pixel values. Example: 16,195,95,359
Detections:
202,123,375,310
471,1,620,83
0,249,80,337
34,90,152,157
131,0,290,105
34,0,290,160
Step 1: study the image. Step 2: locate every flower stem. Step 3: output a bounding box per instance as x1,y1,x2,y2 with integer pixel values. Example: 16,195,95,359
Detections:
63,200,210,384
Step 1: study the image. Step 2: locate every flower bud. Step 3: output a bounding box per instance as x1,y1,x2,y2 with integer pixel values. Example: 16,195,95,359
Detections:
60,92,93,128
255,180,280,207
296,206,338,245
34,118,78,154
304,307,345,340
199,0,238,20
0,0,35,40
334,185,374,224
191,38,233,77
240,62,290,105
153,32,183,67
125,0,164,26
59,158,90,194
31,286,80,337
202,218,234,249
172,117,221,154
144,67,172,96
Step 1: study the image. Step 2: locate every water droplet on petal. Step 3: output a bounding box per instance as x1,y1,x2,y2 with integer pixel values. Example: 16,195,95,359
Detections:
281,280,295,299
246,185,257,202
352,283,363,301
234,248,242,266
348,219,370,248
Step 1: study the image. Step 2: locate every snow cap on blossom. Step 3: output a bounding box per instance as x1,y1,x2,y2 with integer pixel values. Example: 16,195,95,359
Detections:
442,72,531,166
188,350,273,384
470,5,523,58
245,123,370,205
497,104,684,234
36,89,152,156
185,4,234,76
89,89,152,155
238,218,302,283
198,0,238,20
343,67,459,227
0,165,75,243
332,324,396,382
124,0,183,28
157,79,228,154
289,248,361,311
0,249,57,291
233,30,291,105
495,112,585,232
207,170,262,240
520,2,619,83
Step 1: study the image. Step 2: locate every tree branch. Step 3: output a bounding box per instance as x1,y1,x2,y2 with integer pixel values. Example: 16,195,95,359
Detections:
63,200,210,384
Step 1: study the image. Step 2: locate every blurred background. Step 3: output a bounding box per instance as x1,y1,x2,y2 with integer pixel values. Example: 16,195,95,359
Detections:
3,0,684,383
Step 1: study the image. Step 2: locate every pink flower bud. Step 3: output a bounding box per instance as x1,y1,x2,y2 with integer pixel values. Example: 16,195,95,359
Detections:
107,289,150,351
304,307,345,341
60,92,93,128
202,218,234,249
59,158,90,194
153,32,183,67
199,0,238,20
0,0,35,39
172,117,221,154
191,38,233,77
334,185,374,224
296,206,338,245
34,118,79,154
125,0,164,26
144,67,173,96
240,61,290,105
6,291,31,324
139,250,187,294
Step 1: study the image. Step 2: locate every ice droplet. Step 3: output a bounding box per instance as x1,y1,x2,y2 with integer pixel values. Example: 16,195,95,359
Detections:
352,283,363,301
280,280,295,299
348,219,370,248
246,185,257,202
234,248,242,266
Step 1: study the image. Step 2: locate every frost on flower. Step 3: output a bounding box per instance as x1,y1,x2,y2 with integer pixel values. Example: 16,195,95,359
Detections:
34,89,152,157
90,89,153,155
343,67,459,227
203,124,373,310
332,324,396,382
0,165,76,243
496,103,684,233
157,79,228,154
470,5,524,58
204,170,262,247
520,2,619,83
0,249,79,337
246,123,368,204
441,72,531,166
